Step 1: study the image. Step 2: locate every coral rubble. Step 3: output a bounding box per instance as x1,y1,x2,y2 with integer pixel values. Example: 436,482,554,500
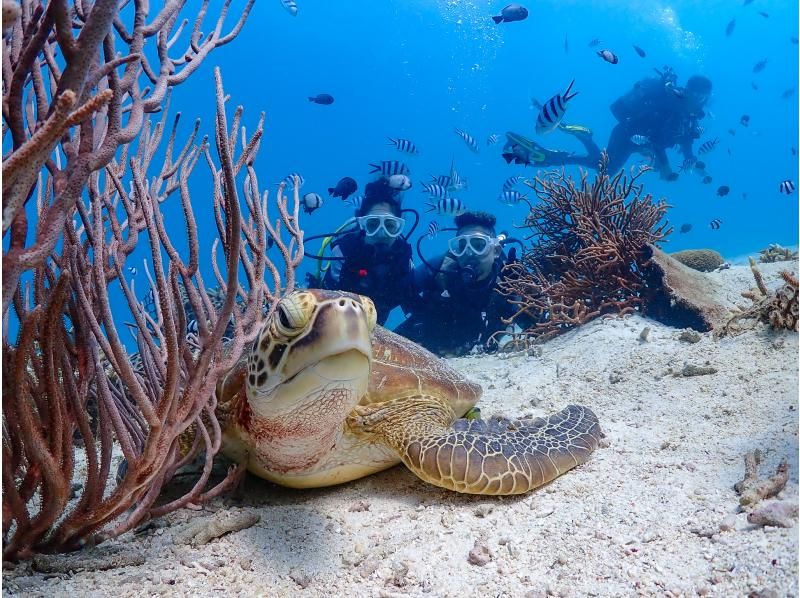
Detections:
720,259,799,335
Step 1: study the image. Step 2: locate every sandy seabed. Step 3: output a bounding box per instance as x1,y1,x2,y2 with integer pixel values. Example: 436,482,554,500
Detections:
3,262,799,598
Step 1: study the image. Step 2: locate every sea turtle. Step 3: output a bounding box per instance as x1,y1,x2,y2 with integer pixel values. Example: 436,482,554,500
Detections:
215,289,602,495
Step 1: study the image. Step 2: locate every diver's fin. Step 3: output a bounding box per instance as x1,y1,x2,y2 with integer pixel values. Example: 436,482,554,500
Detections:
563,79,578,101
492,15,504,24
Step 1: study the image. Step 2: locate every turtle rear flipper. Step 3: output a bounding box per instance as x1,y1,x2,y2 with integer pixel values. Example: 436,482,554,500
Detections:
347,397,602,495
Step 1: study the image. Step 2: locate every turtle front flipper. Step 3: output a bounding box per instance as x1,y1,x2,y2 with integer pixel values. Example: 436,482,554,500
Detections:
347,397,602,495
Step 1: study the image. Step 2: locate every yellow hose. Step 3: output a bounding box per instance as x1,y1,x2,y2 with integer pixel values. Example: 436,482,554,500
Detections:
315,218,356,279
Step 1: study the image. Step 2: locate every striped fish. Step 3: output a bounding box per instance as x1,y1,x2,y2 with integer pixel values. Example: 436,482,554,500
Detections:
536,80,579,135
780,180,796,194
127,266,137,276
187,319,199,335
449,161,467,190
387,137,419,154
279,0,297,16
347,195,364,209
426,221,440,238
454,128,479,153
369,160,410,175
282,172,305,189
630,134,650,145
502,176,523,191
430,174,452,188
698,138,719,155
486,134,499,146
426,197,466,216
421,182,449,199
497,190,525,206
709,218,722,230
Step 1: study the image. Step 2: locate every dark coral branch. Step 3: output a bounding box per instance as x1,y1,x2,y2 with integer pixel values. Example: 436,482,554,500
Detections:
497,161,670,346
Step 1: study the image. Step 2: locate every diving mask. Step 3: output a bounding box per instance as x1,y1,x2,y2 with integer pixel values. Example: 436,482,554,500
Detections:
448,233,496,257
357,214,405,238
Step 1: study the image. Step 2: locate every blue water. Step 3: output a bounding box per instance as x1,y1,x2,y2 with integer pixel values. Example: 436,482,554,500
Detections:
89,0,800,338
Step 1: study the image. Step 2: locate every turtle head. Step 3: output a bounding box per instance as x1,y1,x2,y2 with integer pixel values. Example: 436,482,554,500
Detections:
248,289,376,404
242,290,377,475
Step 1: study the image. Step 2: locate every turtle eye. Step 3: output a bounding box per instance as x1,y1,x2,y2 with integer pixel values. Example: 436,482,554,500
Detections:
273,295,311,337
278,306,292,329
359,296,377,331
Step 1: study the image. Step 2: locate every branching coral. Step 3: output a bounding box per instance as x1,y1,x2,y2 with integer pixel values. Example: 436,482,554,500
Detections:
720,259,799,336
758,244,799,264
2,69,303,560
497,156,671,344
2,0,255,316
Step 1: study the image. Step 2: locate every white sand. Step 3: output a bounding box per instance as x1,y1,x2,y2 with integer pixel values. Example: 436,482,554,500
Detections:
4,262,799,597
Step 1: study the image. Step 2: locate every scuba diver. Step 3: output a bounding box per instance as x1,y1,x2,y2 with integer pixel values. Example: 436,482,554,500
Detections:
305,177,418,325
394,211,524,357
510,68,712,180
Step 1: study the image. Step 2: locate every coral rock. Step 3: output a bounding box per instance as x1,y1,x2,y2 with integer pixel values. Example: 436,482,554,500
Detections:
670,249,725,272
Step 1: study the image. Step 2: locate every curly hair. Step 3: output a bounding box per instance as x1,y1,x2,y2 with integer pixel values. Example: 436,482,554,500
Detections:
454,210,497,235
356,177,401,217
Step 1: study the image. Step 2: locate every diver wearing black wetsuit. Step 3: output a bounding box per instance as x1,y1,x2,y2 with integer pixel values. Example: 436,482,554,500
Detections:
395,212,518,357
606,69,710,178
316,178,416,325
512,68,712,180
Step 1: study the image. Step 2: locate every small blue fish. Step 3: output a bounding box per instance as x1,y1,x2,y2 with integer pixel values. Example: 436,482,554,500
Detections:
497,190,525,206
491,4,528,24
421,182,449,199
502,176,523,191
486,134,499,146
280,0,297,16
426,197,466,216
387,137,419,154
127,266,137,276
308,93,334,105
387,174,412,191
430,174,452,188
347,195,364,209
282,172,305,189
302,192,323,214
369,160,409,176
698,138,719,155
536,80,578,134
597,49,619,64
709,218,722,230
329,176,358,200
454,128,479,153
449,159,467,190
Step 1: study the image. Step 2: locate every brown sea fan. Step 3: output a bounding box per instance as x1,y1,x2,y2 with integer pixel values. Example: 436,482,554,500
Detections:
498,156,671,343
